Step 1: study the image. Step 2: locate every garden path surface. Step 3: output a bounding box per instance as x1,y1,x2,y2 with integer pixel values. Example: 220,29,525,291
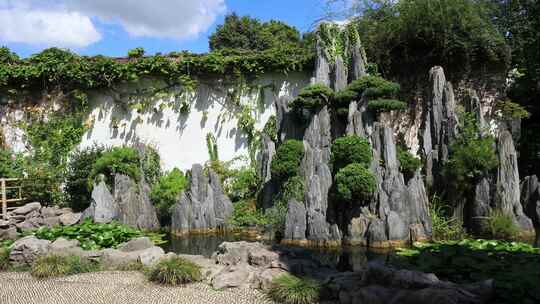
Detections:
0,271,274,304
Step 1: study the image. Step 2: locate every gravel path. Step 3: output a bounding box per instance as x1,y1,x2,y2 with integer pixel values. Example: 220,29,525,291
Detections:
0,271,275,304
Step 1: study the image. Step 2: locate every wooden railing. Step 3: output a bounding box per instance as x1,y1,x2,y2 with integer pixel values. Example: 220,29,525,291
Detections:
1,178,25,220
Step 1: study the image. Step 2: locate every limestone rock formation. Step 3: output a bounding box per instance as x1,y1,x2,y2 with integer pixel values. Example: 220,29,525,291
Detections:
344,123,432,247
257,134,277,209
421,66,457,189
9,236,51,267
521,175,540,245
82,175,160,230
171,164,233,235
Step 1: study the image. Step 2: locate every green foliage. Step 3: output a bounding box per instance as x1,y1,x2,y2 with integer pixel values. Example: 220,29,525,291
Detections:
395,239,540,303
31,254,101,278
282,176,305,202
0,247,10,271
268,274,321,304
0,149,24,178
65,145,105,212
347,75,400,98
262,115,278,142
367,99,407,112
150,168,188,226
318,22,365,67
331,135,372,171
0,46,313,94
333,89,358,108
487,210,520,240
290,84,334,115
209,13,303,51
271,140,305,181
206,133,219,162
140,146,162,186
34,218,165,250
445,113,498,192
335,163,376,202
0,46,20,64
357,0,510,80
397,147,422,177
238,105,257,141
494,99,530,120
89,147,141,189
226,166,259,202
229,199,269,228
147,256,202,285
430,195,468,241
23,110,86,205
127,47,145,58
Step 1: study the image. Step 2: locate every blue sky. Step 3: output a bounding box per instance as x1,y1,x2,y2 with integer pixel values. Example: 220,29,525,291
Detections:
0,0,329,58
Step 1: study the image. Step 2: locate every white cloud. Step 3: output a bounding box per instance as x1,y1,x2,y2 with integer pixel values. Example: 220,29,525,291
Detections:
68,0,226,40
0,0,226,47
0,4,101,48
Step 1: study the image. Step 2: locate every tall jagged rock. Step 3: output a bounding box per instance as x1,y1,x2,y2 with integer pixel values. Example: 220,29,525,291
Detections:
421,66,457,189
82,175,160,230
521,175,540,245
114,174,160,230
257,134,277,209
495,130,534,232
344,121,431,247
171,164,233,235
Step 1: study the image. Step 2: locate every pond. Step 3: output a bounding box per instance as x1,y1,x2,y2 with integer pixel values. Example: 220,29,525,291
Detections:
161,232,393,272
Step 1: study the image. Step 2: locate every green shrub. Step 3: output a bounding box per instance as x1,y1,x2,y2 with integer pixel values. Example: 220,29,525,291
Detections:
367,99,408,112
487,209,519,240
334,89,358,107
347,75,400,98
89,147,141,189
494,99,530,120
282,176,305,202
115,261,147,272
65,145,105,212
147,256,202,285
34,219,166,250
430,195,468,241
0,149,24,178
267,274,321,304
150,168,188,226
271,140,305,181
226,166,259,202
335,163,376,202
128,47,145,58
331,135,372,171
290,84,334,115
397,147,422,177
140,146,162,186
262,115,278,142
444,113,498,192
229,199,268,227
31,254,101,278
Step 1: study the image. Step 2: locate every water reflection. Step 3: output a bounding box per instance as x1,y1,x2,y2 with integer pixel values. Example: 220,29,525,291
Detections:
162,233,393,271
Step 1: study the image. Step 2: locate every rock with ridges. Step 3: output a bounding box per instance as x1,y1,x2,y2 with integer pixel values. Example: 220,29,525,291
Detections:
83,180,117,223
12,202,41,215
521,175,540,245
114,174,160,230
117,237,154,252
9,236,50,266
59,212,81,226
284,199,307,241
171,164,233,235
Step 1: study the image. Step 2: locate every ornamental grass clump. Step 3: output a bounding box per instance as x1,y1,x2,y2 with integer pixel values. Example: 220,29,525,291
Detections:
267,274,321,304
31,254,101,279
0,247,10,271
486,209,519,240
147,256,202,285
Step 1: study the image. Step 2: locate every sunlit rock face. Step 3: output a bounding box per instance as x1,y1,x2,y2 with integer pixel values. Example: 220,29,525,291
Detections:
170,164,233,236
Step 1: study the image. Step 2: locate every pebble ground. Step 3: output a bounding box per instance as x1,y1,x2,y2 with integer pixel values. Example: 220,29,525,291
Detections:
0,271,275,304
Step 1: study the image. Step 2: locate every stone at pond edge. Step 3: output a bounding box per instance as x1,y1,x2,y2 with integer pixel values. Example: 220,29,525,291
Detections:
117,237,154,252
59,212,81,226
9,236,50,266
